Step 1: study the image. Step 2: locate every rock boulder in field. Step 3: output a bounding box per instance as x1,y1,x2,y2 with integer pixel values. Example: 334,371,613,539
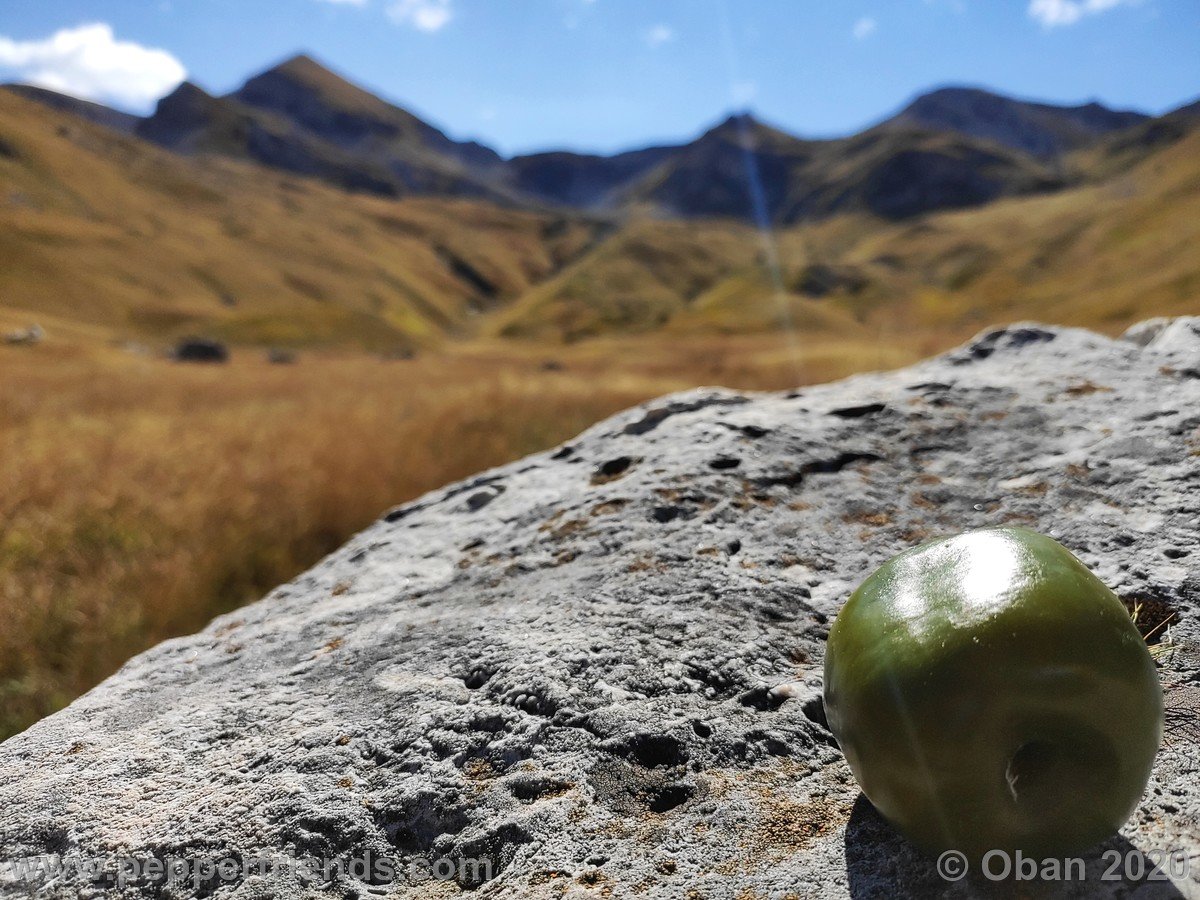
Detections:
2,321,1199,898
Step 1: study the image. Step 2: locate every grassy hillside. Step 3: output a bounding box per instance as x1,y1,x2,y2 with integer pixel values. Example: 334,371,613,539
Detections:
138,56,510,201
617,116,1061,223
2,86,1198,741
0,90,600,352
490,126,1200,342
845,125,1200,331
4,87,1198,352
488,219,764,340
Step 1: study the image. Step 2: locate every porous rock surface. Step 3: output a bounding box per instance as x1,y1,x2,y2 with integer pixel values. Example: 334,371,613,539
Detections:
2,321,1200,899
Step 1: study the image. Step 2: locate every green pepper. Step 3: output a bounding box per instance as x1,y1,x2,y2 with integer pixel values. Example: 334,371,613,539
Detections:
823,526,1162,859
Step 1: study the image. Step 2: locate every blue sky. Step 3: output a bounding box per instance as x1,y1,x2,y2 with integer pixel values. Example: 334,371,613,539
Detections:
1,0,1197,156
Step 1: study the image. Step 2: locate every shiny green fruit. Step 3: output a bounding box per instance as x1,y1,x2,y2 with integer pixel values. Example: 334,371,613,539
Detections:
823,526,1162,859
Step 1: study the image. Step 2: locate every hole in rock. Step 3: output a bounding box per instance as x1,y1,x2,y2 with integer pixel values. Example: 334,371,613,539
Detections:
801,696,829,730
620,733,688,768
709,456,742,471
647,782,695,813
592,456,637,484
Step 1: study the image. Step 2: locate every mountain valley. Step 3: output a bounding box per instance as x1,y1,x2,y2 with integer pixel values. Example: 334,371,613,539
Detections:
1,53,1198,354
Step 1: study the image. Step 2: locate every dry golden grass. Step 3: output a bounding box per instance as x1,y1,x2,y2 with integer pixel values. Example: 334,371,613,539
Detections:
5,87,1198,359
0,331,926,739
3,87,1197,743
489,132,1200,344
0,89,600,352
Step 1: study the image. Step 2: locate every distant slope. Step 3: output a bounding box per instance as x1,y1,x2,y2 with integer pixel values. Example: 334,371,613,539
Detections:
138,55,514,202
886,86,1148,159
1075,103,1200,180
136,81,413,196
0,89,599,350
616,114,1062,223
1,84,139,133
506,112,1064,224
616,114,819,221
787,124,1063,220
487,120,1200,342
842,125,1200,334
15,55,1183,230
2,71,1197,354
488,219,764,341
234,54,502,173
506,145,677,210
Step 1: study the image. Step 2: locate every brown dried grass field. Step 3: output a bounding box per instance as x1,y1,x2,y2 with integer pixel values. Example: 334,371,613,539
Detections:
0,332,926,739
2,90,1198,739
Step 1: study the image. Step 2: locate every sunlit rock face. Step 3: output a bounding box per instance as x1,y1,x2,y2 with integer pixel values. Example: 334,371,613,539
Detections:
1,320,1198,898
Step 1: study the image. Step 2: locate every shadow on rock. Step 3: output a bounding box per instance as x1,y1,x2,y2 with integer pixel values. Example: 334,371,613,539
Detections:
844,794,951,898
844,793,1187,898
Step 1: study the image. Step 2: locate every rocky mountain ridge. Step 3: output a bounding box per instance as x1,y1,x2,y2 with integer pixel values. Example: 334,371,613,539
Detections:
9,54,1194,222
3,79,1198,351
888,86,1149,159
134,56,515,202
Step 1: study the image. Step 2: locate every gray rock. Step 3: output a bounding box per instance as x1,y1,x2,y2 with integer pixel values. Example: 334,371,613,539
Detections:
1122,317,1175,348
2,324,43,346
2,321,1199,899
1125,317,1200,358
171,338,229,365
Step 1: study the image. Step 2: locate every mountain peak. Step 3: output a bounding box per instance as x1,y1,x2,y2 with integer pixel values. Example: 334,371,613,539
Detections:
148,80,219,119
260,53,344,89
163,80,213,102
700,111,781,143
914,85,996,102
137,79,250,153
711,110,761,132
892,85,1148,157
228,51,505,174
695,110,807,153
275,52,322,71
905,84,1141,118
238,52,379,112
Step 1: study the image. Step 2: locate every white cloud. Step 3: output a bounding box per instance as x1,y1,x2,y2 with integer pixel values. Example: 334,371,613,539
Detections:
852,16,878,39
0,23,185,109
387,0,453,31
644,24,675,47
1028,0,1135,27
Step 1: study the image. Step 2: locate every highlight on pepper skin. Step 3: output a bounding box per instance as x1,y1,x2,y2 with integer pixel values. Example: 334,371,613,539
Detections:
822,526,1163,861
